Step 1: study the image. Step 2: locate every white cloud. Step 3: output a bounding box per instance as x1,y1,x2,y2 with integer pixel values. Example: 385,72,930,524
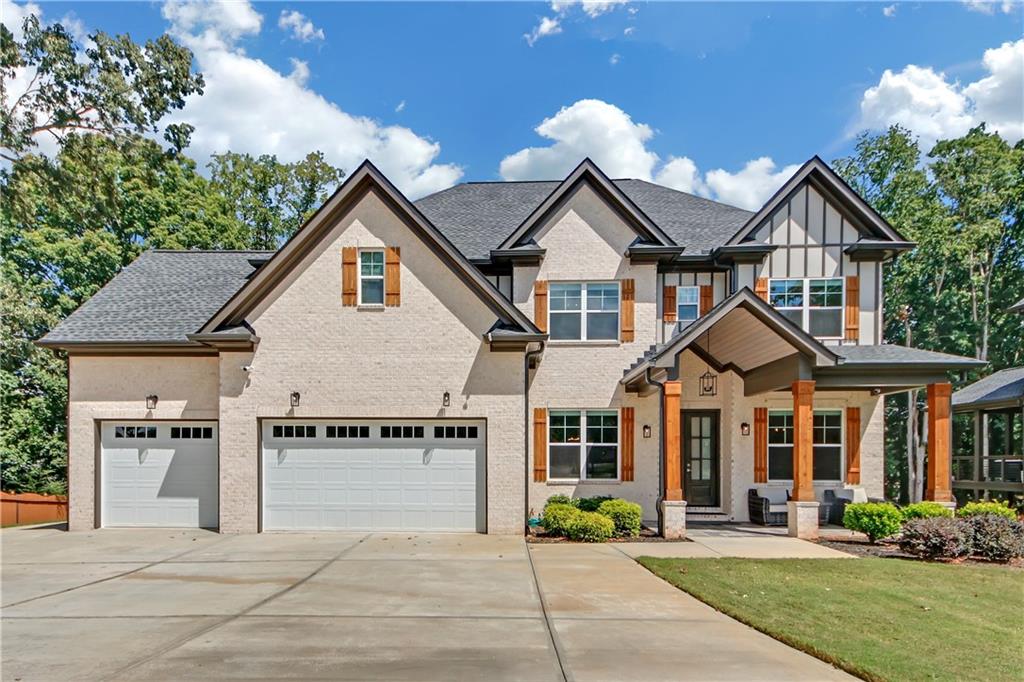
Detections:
163,0,461,199
609,53,621,65
623,26,635,36
962,0,1019,14
395,100,406,113
857,39,1023,147
525,16,562,47
278,9,324,43
703,158,801,211
526,0,628,46
882,4,897,17
654,157,706,196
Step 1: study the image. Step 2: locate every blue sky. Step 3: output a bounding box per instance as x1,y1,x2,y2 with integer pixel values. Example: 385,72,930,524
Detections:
5,1,1022,207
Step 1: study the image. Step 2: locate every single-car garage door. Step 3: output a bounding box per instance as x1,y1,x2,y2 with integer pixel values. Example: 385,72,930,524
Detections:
101,422,218,528
262,420,485,532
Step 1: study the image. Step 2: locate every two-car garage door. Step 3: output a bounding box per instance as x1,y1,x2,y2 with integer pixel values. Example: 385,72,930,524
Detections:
262,420,485,532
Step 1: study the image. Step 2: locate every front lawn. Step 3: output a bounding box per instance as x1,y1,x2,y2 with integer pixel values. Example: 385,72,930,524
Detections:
637,557,1022,682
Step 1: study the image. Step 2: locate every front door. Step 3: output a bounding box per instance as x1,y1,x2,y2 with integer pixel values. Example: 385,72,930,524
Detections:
683,410,719,507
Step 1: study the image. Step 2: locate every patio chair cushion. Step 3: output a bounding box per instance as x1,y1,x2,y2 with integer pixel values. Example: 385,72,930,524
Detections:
834,487,868,503
757,488,788,505
768,504,788,513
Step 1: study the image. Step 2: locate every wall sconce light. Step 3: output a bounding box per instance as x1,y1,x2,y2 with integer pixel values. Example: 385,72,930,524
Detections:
290,391,301,408
145,395,158,410
740,422,751,436
443,391,451,407
642,425,652,439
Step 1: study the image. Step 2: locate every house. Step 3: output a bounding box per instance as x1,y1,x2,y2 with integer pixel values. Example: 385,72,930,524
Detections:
38,157,983,539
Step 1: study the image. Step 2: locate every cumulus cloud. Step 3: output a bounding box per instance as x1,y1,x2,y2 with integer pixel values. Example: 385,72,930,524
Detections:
609,53,621,65
857,39,1023,147
962,0,1019,14
524,16,562,46
525,0,628,46
161,0,460,198
703,158,802,211
882,4,897,17
278,9,324,43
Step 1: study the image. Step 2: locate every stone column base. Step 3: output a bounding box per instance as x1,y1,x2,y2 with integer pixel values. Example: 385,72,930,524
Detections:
787,500,820,539
660,500,687,539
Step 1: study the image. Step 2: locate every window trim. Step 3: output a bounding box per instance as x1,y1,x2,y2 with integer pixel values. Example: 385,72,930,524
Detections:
547,281,621,343
676,285,701,324
547,408,621,483
358,248,385,306
767,277,845,340
766,408,845,484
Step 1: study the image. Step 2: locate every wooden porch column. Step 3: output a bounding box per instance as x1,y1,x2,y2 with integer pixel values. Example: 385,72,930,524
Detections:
663,381,683,501
926,382,953,502
791,380,816,502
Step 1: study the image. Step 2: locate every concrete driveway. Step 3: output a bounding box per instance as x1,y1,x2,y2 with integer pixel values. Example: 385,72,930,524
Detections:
1,526,850,681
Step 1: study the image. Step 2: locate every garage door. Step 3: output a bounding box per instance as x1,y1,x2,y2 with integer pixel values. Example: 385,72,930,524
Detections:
262,420,485,532
101,422,218,528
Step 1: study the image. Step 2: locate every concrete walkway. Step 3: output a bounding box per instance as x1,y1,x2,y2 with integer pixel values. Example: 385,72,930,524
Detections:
617,524,855,559
2,526,851,681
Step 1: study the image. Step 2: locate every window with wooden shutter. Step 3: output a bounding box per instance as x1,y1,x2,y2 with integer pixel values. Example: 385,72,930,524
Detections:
844,276,860,341
699,284,713,316
620,279,635,342
755,277,769,302
385,246,401,307
533,407,547,482
341,247,358,306
534,281,548,333
621,407,635,481
753,407,768,483
845,407,861,484
663,284,677,322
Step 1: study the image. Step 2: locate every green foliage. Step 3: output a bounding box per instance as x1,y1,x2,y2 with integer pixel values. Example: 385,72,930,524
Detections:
541,503,579,536
957,501,1018,520
575,495,615,513
543,494,574,509
966,515,1024,562
898,517,973,559
596,499,642,537
901,502,953,522
564,510,615,542
843,502,904,543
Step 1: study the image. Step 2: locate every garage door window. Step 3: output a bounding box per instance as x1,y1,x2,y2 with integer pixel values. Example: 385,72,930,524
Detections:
433,425,479,439
326,425,370,438
114,425,157,439
171,426,213,439
381,425,424,439
548,410,619,481
271,424,317,438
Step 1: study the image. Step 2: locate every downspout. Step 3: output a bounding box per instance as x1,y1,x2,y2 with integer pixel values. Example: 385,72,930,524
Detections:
646,366,666,530
524,341,546,533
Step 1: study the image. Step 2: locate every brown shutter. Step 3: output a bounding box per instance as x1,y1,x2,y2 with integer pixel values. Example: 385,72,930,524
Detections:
384,247,401,307
620,279,635,342
534,281,548,333
699,284,713,316
754,407,768,483
846,407,861,484
621,407,635,481
341,247,358,306
755,277,769,302
533,407,547,482
663,284,677,322
845,276,860,341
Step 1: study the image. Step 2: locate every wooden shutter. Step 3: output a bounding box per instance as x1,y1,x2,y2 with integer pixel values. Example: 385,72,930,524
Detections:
755,277,769,303
663,284,677,322
533,408,547,482
846,407,861,484
845,276,860,341
384,247,401,307
621,407,635,481
341,247,358,306
753,407,768,483
534,281,548,333
699,284,713,316
620,279,635,342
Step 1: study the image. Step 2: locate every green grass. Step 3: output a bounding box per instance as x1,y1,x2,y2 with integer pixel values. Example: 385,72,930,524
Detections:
637,557,1023,682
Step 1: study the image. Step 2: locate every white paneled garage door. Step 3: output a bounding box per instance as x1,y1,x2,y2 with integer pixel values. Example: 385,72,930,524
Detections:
101,422,218,528
262,420,485,532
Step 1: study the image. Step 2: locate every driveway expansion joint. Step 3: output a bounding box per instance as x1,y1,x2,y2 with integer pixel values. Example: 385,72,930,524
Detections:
526,545,572,682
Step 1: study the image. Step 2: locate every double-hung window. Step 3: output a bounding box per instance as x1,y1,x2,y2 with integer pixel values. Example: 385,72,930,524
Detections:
359,250,385,305
548,410,619,480
767,410,843,482
549,282,619,341
677,286,700,325
769,278,843,338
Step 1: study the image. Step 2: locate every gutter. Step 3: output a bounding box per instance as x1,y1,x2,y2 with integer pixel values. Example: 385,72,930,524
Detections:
524,341,546,534
646,366,666,531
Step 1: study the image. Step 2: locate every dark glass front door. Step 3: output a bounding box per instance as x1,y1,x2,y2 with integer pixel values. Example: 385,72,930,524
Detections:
683,410,719,506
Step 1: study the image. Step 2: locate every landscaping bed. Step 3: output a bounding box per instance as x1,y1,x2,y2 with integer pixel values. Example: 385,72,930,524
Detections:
527,525,691,543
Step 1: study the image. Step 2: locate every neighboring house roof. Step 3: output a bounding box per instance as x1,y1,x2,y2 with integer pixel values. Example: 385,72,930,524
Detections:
1009,297,1024,314
952,367,1024,412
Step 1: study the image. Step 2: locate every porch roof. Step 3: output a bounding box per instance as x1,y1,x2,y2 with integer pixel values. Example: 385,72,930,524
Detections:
952,367,1024,413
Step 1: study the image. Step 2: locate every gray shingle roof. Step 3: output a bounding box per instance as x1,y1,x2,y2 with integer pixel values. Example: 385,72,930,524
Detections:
833,345,985,367
952,367,1024,410
40,250,272,345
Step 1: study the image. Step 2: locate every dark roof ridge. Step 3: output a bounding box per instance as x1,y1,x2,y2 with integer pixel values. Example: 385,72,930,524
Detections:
149,248,276,254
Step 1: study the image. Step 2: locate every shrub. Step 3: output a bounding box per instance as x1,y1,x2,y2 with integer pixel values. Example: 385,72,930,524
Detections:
957,501,1018,520
967,514,1024,562
597,499,642,537
898,517,973,560
542,503,580,535
902,502,954,522
565,511,615,542
544,494,575,509
843,502,903,543
576,495,615,513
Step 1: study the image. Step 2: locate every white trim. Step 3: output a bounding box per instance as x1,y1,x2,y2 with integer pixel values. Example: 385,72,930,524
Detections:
357,248,385,306
766,408,845,484
767,277,844,341
546,408,621,483
547,281,620,343
676,285,701,324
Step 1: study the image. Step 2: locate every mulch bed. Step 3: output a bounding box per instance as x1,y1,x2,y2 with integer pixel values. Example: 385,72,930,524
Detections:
816,537,1023,568
526,526,692,543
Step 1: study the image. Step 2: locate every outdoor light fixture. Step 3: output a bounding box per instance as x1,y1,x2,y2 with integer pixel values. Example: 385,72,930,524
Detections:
145,395,158,410
443,391,451,407
642,425,652,439
698,330,718,397
741,422,751,436
290,391,301,408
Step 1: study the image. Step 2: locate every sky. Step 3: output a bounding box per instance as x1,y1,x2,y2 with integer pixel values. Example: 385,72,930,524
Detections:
2,0,1022,209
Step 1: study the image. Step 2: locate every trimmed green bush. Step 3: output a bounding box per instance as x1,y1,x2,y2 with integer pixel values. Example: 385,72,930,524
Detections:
843,502,903,543
967,514,1024,561
957,501,1017,520
902,501,953,522
565,511,615,542
544,494,575,509
542,503,580,535
597,499,642,537
898,517,973,559
576,495,615,513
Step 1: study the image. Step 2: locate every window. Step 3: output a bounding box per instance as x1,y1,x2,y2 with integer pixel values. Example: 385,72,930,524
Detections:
677,286,700,324
170,426,213,440
769,278,843,338
767,410,843,481
381,425,425,439
325,425,370,438
433,425,479,439
114,425,157,439
271,424,317,438
549,282,619,341
359,250,384,305
548,410,619,481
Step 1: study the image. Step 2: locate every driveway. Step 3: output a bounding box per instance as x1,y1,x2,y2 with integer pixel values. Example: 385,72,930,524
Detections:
1,526,850,681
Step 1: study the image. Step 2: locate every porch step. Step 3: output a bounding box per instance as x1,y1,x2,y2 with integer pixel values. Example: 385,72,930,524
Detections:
687,510,730,522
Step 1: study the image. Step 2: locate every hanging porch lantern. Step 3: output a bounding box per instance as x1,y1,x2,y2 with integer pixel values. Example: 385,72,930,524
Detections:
698,329,718,397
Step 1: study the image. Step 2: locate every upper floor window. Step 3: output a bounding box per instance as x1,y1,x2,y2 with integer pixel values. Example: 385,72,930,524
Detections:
677,286,700,324
359,250,385,305
769,278,843,339
767,410,843,482
549,282,619,341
